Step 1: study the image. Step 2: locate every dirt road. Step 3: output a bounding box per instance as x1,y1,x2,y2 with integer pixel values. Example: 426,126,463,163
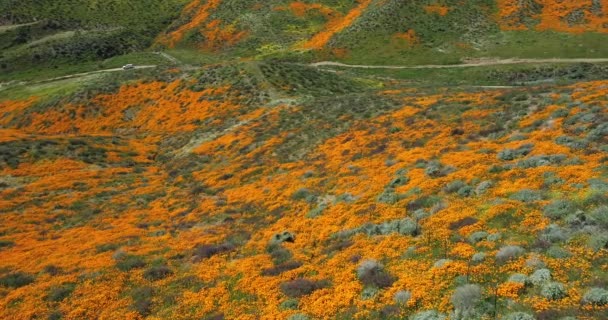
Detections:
310,58,608,69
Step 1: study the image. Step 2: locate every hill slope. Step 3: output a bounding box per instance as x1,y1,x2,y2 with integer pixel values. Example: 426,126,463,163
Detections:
154,0,608,63
1,62,608,319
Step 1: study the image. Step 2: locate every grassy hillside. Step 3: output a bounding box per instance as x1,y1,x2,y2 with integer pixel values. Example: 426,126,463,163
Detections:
0,0,187,78
154,0,608,64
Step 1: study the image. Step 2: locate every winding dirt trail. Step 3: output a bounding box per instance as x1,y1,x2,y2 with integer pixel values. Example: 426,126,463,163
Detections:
310,58,608,69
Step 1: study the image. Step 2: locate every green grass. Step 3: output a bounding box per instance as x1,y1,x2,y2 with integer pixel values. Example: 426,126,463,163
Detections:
0,74,101,102
161,49,223,66
334,31,608,66
323,62,608,87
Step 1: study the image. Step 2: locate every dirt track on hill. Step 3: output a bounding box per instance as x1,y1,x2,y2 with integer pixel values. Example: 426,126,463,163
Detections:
310,58,608,69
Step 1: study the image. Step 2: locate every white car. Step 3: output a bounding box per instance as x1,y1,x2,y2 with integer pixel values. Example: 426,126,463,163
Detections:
122,64,135,70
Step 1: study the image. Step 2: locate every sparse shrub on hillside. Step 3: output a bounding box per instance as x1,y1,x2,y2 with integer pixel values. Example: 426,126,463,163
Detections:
539,224,567,243
143,265,172,281
555,136,588,150
504,312,535,320
269,231,296,245
279,278,329,298
377,188,402,204
525,255,546,269
192,243,235,262
543,172,565,187
262,261,302,276
0,240,14,249
425,161,454,178
444,180,466,193
469,231,488,244
47,283,76,302
357,259,395,288
360,286,379,300
588,233,608,252
546,246,571,259
267,244,293,265
394,290,411,305
581,287,608,306
306,203,327,218
0,272,34,288
487,233,502,242
291,188,317,203
279,298,299,310
131,286,154,317
530,269,552,286
471,252,486,264
543,200,575,220
433,259,452,268
496,245,525,263
589,206,608,228
510,189,542,203
115,254,146,271
497,144,534,161
456,185,474,197
541,281,567,300
450,217,478,230
451,284,482,318
410,310,447,320
517,154,567,168
508,274,530,285
475,180,493,195
334,218,419,239
287,314,310,320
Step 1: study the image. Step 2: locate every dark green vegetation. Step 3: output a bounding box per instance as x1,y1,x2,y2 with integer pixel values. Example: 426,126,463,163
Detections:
0,0,187,79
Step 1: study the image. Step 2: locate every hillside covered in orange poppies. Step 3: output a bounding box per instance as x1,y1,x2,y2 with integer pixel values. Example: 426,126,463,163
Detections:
2,1,608,320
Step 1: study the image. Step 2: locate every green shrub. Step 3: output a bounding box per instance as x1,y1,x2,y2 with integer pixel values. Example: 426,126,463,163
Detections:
360,286,379,300
471,252,486,264
581,287,608,306
116,255,146,271
495,245,525,263
0,240,14,249
47,283,76,302
269,231,296,245
468,231,488,244
306,203,327,219
357,259,395,289
394,290,411,305
508,273,529,285
279,298,299,310
445,180,467,193
279,278,329,298
143,265,172,281
588,233,608,252
287,314,310,320
543,200,575,220
425,161,454,178
590,206,608,228
475,180,493,195
540,281,567,300
510,189,542,203
291,188,317,203
0,272,34,288
530,268,552,286
497,144,534,161
451,284,482,311
410,310,447,320
504,312,535,320
131,286,154,316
